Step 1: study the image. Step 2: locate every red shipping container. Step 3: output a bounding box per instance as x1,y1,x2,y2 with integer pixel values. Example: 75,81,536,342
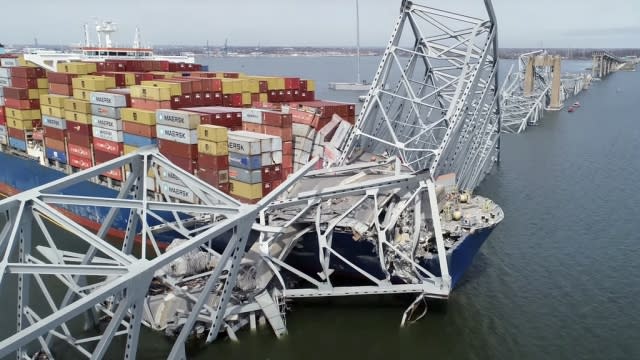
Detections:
93,138,124,156
4,98,40,110
222,93,243,107
261,165,281,182
272,179,282,188
44,126,66,141
158,139,198,160
94,161,124,181
194,78,222,92
263,112,293,128
67,132,93,148
67,143,92,159
10,67,46,79
196,167,229,187
282,155,293,168
93,149,118,163
0,117,5,126
66,121,92,136
130,98,173,111
283,141,293,155
163,153,198,174
2,87,31,100
47,72,77,84
49,83,74,96
10,77,42,89
122,121,156,138
198,153,229,171
282,167,294,179
0,106,4,118
299,79,308,91
205,92,223,106
258,81,268,93
69,154,93,169
263,125,293,142
8,127,26,140
262,181,274,196
284,77,300,90
45,137,66,152
95,72,127,87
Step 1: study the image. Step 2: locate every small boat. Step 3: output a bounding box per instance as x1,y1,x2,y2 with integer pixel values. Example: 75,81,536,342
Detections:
572,101,581,108
568,106,575,113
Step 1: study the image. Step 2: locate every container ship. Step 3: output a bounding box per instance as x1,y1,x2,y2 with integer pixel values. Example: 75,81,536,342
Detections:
0,46,500,288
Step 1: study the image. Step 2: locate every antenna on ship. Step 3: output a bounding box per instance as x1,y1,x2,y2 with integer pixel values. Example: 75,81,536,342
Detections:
96,20,117,48
83,23,91,46
133,26,141,49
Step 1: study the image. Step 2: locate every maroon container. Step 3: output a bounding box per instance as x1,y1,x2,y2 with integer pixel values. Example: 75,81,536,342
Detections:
158,139,198,160
67,132,93,148
93,138,124,156
261,165,282,182
44,126,66,141
69,154,93,169
163,153,198,174
4,98,40,110
262,111,292,128
49,83,74,96
122,122,156,138
68,143,92,159
66,121,92,136
93,149,118,163
196,167,229,186
198,153,229,171
8,127,26,140
10,77,42,89
10,66,46,79
45,137,66,152
2,87,30,100
47,72,77,85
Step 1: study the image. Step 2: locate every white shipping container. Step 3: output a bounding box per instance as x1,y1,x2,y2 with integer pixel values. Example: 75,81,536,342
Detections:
227,133,262,155
317,114,342,142
159,180,196,203
91,104,121,119
241,108,263,124
233,130,283,152
91,115,123,131
156,125,198,145
294,149,311,163
0,97,4,106
271,150,283,165
92,126,124,142
158,166,184,186
292,123,313,138
0,125,7,136
329,120,353,150
295,136,314,153
0,68,11,78
0,134,7,145
156,110,201,129
228,166,262,184
0,77,11,87
42,116,66,130
90,92,129,107
0,58,19,67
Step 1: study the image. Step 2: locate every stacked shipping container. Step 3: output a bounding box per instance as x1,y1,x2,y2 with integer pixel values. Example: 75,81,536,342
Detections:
196,124,229,193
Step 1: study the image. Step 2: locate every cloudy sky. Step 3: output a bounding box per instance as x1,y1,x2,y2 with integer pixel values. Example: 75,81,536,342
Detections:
1,0,639,48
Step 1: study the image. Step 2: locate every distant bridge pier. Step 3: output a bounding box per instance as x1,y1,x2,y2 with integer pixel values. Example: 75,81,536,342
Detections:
592,51,627,79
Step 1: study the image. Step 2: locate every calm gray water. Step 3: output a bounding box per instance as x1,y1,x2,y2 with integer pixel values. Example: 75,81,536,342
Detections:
2,56,640,359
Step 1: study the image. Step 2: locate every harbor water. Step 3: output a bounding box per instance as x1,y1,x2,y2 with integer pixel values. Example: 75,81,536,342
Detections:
1,56,639,359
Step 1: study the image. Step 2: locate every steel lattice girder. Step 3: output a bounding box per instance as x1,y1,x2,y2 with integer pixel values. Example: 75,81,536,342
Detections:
0,148,318,359
500,50,551,134
339,0,501,192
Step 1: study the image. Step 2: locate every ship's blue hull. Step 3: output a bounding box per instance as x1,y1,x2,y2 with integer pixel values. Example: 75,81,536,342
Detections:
285,226,495,289
0,151,174,243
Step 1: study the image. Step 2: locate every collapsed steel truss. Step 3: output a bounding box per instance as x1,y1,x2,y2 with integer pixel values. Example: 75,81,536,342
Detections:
500,50,551,134
339,0,501,191
0,149,454,359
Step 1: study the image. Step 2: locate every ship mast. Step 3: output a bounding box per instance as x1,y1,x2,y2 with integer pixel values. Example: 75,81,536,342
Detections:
356,0,361,84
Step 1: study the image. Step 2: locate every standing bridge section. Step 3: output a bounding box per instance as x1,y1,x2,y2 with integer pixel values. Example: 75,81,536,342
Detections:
591,51,628,79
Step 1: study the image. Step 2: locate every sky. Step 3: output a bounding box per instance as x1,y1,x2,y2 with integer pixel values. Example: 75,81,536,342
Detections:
1,0,639,48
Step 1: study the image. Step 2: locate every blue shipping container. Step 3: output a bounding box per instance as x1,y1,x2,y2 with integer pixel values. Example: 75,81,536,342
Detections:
229,152,261,170
45,148,68,164
123,133,158,147
8,137,27,152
